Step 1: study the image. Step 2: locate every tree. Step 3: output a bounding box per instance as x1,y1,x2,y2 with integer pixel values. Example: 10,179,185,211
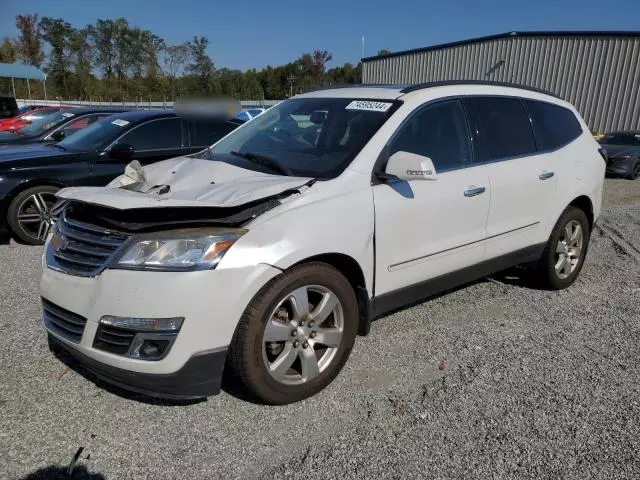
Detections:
39,17,75,97
0,38,17,63
377,49,392,56
15,14,44,66
162,43,189,100
186,36,214,95
311,49,333,76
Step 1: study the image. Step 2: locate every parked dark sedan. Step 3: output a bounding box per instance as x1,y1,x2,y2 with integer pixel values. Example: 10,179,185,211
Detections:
0,110,244,244
598,131,640,179
0,107,128,146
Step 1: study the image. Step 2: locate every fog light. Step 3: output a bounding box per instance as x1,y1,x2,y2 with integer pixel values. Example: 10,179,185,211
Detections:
129,334,176,360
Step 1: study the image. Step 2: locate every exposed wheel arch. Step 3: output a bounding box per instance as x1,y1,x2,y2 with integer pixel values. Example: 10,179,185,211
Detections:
289,253,372,336
567,195,594,231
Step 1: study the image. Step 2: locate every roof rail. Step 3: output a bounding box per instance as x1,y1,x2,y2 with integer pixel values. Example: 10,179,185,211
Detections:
399,80,561,99
302,83,406,94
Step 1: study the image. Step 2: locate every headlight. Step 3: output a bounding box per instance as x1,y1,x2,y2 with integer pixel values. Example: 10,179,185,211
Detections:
113,229,246,271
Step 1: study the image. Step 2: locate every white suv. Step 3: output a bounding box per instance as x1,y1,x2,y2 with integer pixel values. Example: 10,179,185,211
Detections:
40,82,605,404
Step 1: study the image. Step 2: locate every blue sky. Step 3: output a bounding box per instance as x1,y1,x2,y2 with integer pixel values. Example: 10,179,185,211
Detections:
1,0,639,71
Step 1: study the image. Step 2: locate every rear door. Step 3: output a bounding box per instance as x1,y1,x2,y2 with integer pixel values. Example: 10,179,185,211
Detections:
373,99,491,296
464,96,557,260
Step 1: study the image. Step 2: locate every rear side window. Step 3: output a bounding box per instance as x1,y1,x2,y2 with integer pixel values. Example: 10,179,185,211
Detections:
465,97,536,162
120,118,182,150
186,120,238,147
525,100,582,151
388,99,472,172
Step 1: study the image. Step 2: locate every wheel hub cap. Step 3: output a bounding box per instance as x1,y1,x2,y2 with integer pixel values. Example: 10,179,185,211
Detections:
262,285,344,386
554,220,583,279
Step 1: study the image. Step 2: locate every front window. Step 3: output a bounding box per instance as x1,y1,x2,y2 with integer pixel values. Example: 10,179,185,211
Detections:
57,117,131,151
207,98,396,178
19,110,76,136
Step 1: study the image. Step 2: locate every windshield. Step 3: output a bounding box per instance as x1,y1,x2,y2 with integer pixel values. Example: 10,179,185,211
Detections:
207,98,395,178
19,110,75,136
599,133,640,146
58,116,130,151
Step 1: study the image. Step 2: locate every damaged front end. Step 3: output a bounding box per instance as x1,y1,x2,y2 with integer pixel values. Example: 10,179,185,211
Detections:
46,158,314,276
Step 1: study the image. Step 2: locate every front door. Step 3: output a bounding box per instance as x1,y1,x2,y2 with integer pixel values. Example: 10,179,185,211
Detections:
90,117,188,186
373,99,490,296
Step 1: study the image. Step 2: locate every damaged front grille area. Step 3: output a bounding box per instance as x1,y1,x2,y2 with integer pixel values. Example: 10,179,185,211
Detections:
47,209,130,277
46,196,281,277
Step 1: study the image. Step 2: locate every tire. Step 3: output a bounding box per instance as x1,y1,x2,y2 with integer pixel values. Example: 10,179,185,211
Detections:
627,160,640,180
226,262,359,405
6,185,60,245
534,206,590,290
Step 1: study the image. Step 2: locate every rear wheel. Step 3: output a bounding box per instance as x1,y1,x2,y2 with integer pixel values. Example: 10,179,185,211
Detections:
534,206,590,290
226,263,358,404
628,160,640,180
7,185,60,245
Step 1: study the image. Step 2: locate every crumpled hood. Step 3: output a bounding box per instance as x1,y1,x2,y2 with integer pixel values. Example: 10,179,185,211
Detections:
57,156,314,210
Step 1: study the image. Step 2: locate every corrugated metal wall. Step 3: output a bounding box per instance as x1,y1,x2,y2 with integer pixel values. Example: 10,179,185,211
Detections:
362,35,640,132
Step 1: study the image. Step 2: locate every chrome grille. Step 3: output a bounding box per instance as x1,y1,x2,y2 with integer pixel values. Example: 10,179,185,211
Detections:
42,298,88,343
46,211,130,277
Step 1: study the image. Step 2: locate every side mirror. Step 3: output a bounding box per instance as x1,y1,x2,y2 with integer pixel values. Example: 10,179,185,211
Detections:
109,143,135,162
50,130,65,142
380,151,437,181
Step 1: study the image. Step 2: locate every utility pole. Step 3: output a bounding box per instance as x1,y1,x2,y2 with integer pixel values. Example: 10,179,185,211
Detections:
287,74,295,98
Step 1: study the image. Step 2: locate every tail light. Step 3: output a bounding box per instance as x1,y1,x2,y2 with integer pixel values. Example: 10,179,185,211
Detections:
598,148,608,163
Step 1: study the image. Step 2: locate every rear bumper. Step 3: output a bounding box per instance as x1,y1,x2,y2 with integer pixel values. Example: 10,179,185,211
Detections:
49,334,227,399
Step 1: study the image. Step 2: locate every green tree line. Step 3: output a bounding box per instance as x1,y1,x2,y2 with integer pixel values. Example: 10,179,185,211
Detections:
0,14,362,101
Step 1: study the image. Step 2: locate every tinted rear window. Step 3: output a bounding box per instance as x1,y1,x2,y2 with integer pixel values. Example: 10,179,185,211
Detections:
466,97,536,162
186,119,238,147
525,100,582,151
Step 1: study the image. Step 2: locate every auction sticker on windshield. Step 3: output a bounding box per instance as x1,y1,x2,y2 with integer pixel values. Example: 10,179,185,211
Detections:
345,100,393,112
111,119,130,127
61,112,75,118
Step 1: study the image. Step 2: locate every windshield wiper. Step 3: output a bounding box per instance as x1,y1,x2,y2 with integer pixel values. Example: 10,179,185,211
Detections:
230,150,289,176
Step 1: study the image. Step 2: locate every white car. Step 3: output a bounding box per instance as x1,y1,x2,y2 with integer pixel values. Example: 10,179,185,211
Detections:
40,82,605,404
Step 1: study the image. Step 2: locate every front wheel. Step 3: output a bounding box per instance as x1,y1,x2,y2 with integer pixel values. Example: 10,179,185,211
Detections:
627,160,640,180
6,185,61,245
226,263,359,404
534,206,590,290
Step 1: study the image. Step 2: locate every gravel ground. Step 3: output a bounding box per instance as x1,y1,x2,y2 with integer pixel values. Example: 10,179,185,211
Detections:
1,178,639,480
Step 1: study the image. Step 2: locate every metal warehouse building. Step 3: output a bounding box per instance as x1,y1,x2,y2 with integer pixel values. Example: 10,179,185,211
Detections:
362,31,640,133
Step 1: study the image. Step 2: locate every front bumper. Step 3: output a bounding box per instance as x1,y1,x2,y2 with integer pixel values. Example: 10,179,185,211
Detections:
606,157,636,176
40,260,282,398
49,334,227,399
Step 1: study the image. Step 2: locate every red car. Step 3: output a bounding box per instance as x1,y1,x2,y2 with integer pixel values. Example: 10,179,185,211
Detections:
0,106,72,132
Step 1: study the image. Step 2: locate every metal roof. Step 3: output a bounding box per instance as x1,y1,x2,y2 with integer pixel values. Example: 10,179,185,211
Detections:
0,63,47,81
361,31,640,62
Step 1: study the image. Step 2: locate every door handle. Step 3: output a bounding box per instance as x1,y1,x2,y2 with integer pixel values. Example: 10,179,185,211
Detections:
464,186,486,197
539,171,555,180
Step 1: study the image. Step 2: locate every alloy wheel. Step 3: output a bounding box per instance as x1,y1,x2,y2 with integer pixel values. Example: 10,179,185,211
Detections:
262,285,344,385
16,192,61,242
554,219,583,279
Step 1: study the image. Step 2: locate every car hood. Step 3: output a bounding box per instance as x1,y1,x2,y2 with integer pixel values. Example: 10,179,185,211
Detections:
600,144,640,158
57,156,314,209
0,143,78,167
